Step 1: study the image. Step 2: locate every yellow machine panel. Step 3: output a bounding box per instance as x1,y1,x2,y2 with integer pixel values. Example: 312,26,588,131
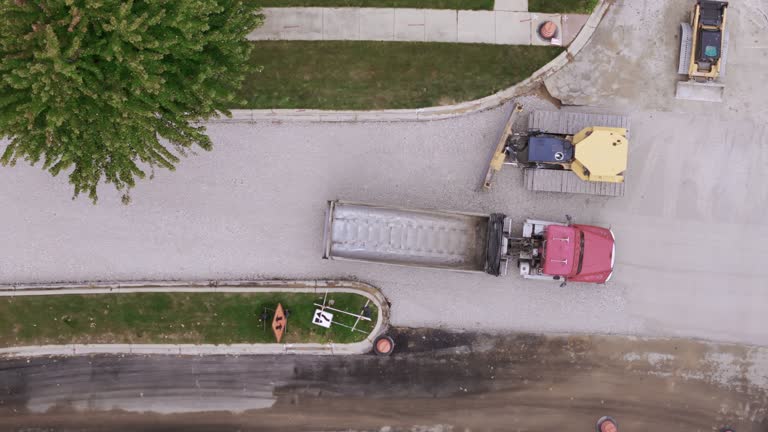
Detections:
687,1,728,80
571,127,628,183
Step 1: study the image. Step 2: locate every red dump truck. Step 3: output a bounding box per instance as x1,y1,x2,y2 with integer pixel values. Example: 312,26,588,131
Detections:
322,201,615,284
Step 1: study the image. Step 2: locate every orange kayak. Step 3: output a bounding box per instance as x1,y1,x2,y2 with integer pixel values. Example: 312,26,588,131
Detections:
272,303,287,343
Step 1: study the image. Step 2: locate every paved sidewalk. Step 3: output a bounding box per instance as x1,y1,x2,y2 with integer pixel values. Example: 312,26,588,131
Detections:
249,7,588,46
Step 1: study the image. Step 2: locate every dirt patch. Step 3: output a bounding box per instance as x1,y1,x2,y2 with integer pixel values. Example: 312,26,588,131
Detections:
436,96,458,106
1,330,766,432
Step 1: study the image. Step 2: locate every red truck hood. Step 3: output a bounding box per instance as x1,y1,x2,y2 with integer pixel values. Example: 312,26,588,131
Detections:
542,224,615,284
570,224,615,283
541,225,578,276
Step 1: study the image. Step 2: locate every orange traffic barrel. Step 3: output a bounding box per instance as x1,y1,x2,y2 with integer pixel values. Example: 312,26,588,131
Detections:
373,335,395,356
539,21,558,40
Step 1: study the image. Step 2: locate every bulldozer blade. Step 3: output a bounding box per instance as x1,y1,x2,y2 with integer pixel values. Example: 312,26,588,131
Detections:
675,80,725,102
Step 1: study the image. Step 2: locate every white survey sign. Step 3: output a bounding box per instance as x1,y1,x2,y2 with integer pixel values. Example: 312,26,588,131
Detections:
312,309,333,328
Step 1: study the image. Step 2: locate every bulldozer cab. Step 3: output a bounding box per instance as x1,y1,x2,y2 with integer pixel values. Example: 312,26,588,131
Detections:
697,30,721,69
516,134,573,165
690,0,728,79
695,1,727,71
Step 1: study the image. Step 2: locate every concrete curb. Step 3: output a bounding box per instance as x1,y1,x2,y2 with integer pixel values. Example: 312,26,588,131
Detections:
0,280,390,358
215,0,610,124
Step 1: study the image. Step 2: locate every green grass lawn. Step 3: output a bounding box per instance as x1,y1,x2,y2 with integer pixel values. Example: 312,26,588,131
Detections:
528,0,598,13
236,41,563,110
0,292,377,346
255,0,494,9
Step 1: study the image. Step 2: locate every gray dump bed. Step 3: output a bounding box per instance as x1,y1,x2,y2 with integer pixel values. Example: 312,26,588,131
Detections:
322,201,491,272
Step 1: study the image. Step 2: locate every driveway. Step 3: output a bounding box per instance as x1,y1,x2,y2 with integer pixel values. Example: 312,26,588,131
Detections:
545,0,768,117
1,1,766,345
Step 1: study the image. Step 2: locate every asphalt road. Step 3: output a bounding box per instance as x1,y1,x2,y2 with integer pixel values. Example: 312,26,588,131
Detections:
1,1,767,345
1,330,766,431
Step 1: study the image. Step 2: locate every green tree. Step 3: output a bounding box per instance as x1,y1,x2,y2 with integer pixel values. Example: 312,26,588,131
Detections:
0,0,263,202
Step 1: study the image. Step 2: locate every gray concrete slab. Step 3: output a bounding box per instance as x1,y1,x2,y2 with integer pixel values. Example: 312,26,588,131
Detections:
394,8,425,41
425,9,458,43
322,8,359,40
458,10,496,44
561,13,589,46
495,0,528,12
359,8,395,41
247,8,323,41
495,11,531,45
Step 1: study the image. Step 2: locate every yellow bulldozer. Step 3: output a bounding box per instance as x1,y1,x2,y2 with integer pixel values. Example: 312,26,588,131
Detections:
483,108,630,197
677,0,729,102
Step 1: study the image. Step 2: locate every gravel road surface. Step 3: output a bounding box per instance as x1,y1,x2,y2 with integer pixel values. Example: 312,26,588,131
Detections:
1,0,766,346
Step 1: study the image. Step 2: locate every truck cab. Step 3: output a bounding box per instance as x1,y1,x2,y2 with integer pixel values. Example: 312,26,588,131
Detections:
517,220,615,284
